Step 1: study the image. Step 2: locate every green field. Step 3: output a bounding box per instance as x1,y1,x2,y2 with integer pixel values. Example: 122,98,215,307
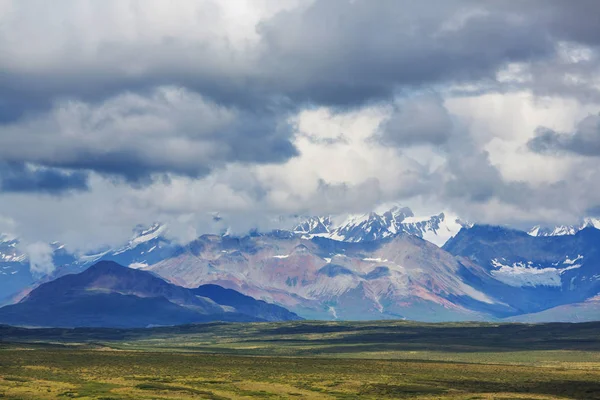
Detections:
1,321,600,399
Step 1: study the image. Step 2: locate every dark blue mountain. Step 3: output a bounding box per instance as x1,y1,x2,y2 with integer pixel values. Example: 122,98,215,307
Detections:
444,225,600,316
0,293,231,328
193,284,301,322
0,261,299,328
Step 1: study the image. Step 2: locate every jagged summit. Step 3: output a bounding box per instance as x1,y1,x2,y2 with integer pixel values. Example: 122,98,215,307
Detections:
528,218,600,237
293,206,467,246
293,216,333,235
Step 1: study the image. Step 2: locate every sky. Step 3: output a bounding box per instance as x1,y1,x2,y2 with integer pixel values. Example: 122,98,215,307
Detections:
2,0,600,251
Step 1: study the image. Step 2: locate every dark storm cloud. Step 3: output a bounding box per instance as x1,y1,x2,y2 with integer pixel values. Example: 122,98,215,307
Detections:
525,0,600,46
259,0,600,105
0,87,297,183
374,94,453,147
256,0,556,106
528,114,600,157
443,148,532,205
585,205,600,217
0,163,89,194
2,0,598,115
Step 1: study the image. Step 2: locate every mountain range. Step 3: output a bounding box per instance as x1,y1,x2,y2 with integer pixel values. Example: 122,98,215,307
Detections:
144,233,498,321
444,225,600,321
1,205,599,324
0,206,467,303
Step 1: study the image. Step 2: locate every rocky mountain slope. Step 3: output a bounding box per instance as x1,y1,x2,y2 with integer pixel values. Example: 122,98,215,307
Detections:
444,225,600,317
142,233,506,321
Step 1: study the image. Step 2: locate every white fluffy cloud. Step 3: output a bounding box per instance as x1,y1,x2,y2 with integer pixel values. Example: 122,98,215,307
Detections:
26,242,56,276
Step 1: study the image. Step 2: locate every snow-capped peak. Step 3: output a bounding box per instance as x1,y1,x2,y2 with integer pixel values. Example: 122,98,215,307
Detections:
528,218,600,237
583,217,600,230
112,223,168,255
293,216,333,236
528,226,541,237
293,207,468,246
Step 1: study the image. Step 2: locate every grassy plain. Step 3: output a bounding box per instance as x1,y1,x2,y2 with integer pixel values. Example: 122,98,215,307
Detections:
1,321,600,399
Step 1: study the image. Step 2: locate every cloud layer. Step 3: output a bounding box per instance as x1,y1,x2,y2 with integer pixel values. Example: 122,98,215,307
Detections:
1,0,600,251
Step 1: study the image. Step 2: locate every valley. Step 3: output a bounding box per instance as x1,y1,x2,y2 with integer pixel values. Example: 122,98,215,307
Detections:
1,321,600,399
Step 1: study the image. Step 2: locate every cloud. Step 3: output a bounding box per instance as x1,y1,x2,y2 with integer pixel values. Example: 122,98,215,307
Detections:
528,113,600,157
0,163,89,194
585,205,600,217
312,178,383,213
533,0,600,46
1,0,598,116
3,1,600,248
26,242,55,276
374,94,453,147
0,87,297,183
261,1,556,101
442,145,535,208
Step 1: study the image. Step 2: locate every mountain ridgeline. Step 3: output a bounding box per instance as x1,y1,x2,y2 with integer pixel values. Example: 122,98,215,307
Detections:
139,227,600,322
0,208,467,305
443,225,600,322
0,261,300,328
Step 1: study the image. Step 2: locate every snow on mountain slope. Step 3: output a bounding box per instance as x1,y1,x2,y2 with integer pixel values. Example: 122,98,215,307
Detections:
402,212,467,247
113,223,168,255
444,225,600,316
326,206,413,242
489,259,582,288
0,235,26,264
74,223,183,275
586,218,600,230
528,225,577,236
293,216,333,236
